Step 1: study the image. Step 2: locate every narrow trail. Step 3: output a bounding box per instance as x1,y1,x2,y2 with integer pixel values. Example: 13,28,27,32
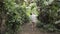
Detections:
17,23,60,34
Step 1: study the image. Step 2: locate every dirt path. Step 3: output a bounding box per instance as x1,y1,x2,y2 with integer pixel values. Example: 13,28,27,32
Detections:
17,23,60,34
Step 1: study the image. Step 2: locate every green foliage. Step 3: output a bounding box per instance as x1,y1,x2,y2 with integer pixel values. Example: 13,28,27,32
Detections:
36,0,60,32
4,0,29,34
26,2,38,16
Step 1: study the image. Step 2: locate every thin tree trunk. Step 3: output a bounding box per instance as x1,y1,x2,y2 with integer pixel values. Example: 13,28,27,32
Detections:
0,0,7,34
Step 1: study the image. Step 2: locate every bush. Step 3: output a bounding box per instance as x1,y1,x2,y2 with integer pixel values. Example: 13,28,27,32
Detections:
4,0,29,34
36,0,60,32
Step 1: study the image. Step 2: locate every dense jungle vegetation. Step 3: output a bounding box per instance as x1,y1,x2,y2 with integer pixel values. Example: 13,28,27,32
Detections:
0,0,60,34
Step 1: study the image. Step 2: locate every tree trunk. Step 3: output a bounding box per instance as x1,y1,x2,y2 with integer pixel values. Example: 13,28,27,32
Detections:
0,0,7,34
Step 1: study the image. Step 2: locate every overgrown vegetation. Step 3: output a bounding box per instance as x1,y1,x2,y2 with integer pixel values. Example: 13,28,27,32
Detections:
1,0,60,34
4,0,29,34
36,0,60,32
4,0,38,34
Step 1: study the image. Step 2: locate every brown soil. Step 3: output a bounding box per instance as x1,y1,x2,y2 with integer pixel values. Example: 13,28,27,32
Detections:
17,23,60,34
